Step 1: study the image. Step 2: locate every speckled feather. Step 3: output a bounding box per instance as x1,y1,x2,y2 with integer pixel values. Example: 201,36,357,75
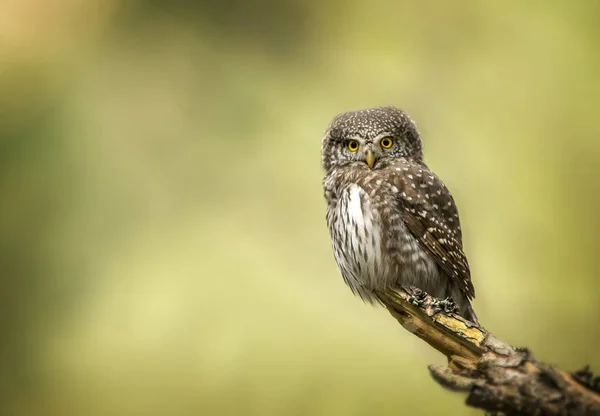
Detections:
321,106,477,322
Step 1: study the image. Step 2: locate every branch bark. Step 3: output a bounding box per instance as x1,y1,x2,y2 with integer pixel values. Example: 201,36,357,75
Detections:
375,289,600,416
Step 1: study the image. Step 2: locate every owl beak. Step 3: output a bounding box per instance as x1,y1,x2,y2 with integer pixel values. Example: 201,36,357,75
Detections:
365,149,375,168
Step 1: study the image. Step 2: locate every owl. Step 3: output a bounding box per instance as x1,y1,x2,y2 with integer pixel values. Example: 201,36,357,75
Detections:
321,106,478,323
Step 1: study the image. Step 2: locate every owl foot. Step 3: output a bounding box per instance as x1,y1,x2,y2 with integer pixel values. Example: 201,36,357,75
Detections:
431,297,459,315
405,286,428,307
403,287,459,316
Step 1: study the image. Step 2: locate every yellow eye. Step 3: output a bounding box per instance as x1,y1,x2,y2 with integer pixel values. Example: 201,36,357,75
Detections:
347,140,359,152
380,137,393,149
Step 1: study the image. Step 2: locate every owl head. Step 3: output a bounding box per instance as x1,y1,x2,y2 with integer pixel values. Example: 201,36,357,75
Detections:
321,106,423,174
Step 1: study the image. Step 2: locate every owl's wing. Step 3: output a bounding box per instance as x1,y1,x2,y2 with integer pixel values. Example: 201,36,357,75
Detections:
392,160,475,300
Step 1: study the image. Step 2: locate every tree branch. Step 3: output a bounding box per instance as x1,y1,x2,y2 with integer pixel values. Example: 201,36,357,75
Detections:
375,289,600,415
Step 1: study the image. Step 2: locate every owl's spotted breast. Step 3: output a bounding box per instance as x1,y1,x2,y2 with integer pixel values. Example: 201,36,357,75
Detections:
325,165,440,303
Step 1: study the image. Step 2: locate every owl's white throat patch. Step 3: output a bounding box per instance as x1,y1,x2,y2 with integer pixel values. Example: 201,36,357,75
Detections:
347,185,366,228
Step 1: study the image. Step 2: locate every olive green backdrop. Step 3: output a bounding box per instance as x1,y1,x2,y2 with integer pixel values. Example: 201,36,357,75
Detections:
1,1,599,415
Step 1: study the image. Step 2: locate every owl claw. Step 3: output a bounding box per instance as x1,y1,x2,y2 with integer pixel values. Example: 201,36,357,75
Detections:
406,286,428,306
432,297,459,314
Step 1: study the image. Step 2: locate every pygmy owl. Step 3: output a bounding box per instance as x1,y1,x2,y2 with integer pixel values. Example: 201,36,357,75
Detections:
321,106,478,323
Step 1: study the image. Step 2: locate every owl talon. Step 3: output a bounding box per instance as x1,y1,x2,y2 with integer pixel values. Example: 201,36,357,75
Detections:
408,296,421,307
432,297,459,314
406,287,428,306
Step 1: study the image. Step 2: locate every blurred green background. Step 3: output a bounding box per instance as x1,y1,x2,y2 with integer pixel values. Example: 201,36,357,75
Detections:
1,1,599,415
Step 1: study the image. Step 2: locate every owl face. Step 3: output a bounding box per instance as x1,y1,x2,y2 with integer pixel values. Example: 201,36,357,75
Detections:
321,106,423,174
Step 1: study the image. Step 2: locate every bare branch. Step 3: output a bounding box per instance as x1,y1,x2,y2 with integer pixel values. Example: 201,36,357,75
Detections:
375,289,600,416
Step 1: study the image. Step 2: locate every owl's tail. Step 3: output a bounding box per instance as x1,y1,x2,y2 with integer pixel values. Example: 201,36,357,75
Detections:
463,302,479,326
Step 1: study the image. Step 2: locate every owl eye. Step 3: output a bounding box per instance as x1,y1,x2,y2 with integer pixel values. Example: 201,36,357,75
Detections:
380,137,393,149
347,140,359,152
